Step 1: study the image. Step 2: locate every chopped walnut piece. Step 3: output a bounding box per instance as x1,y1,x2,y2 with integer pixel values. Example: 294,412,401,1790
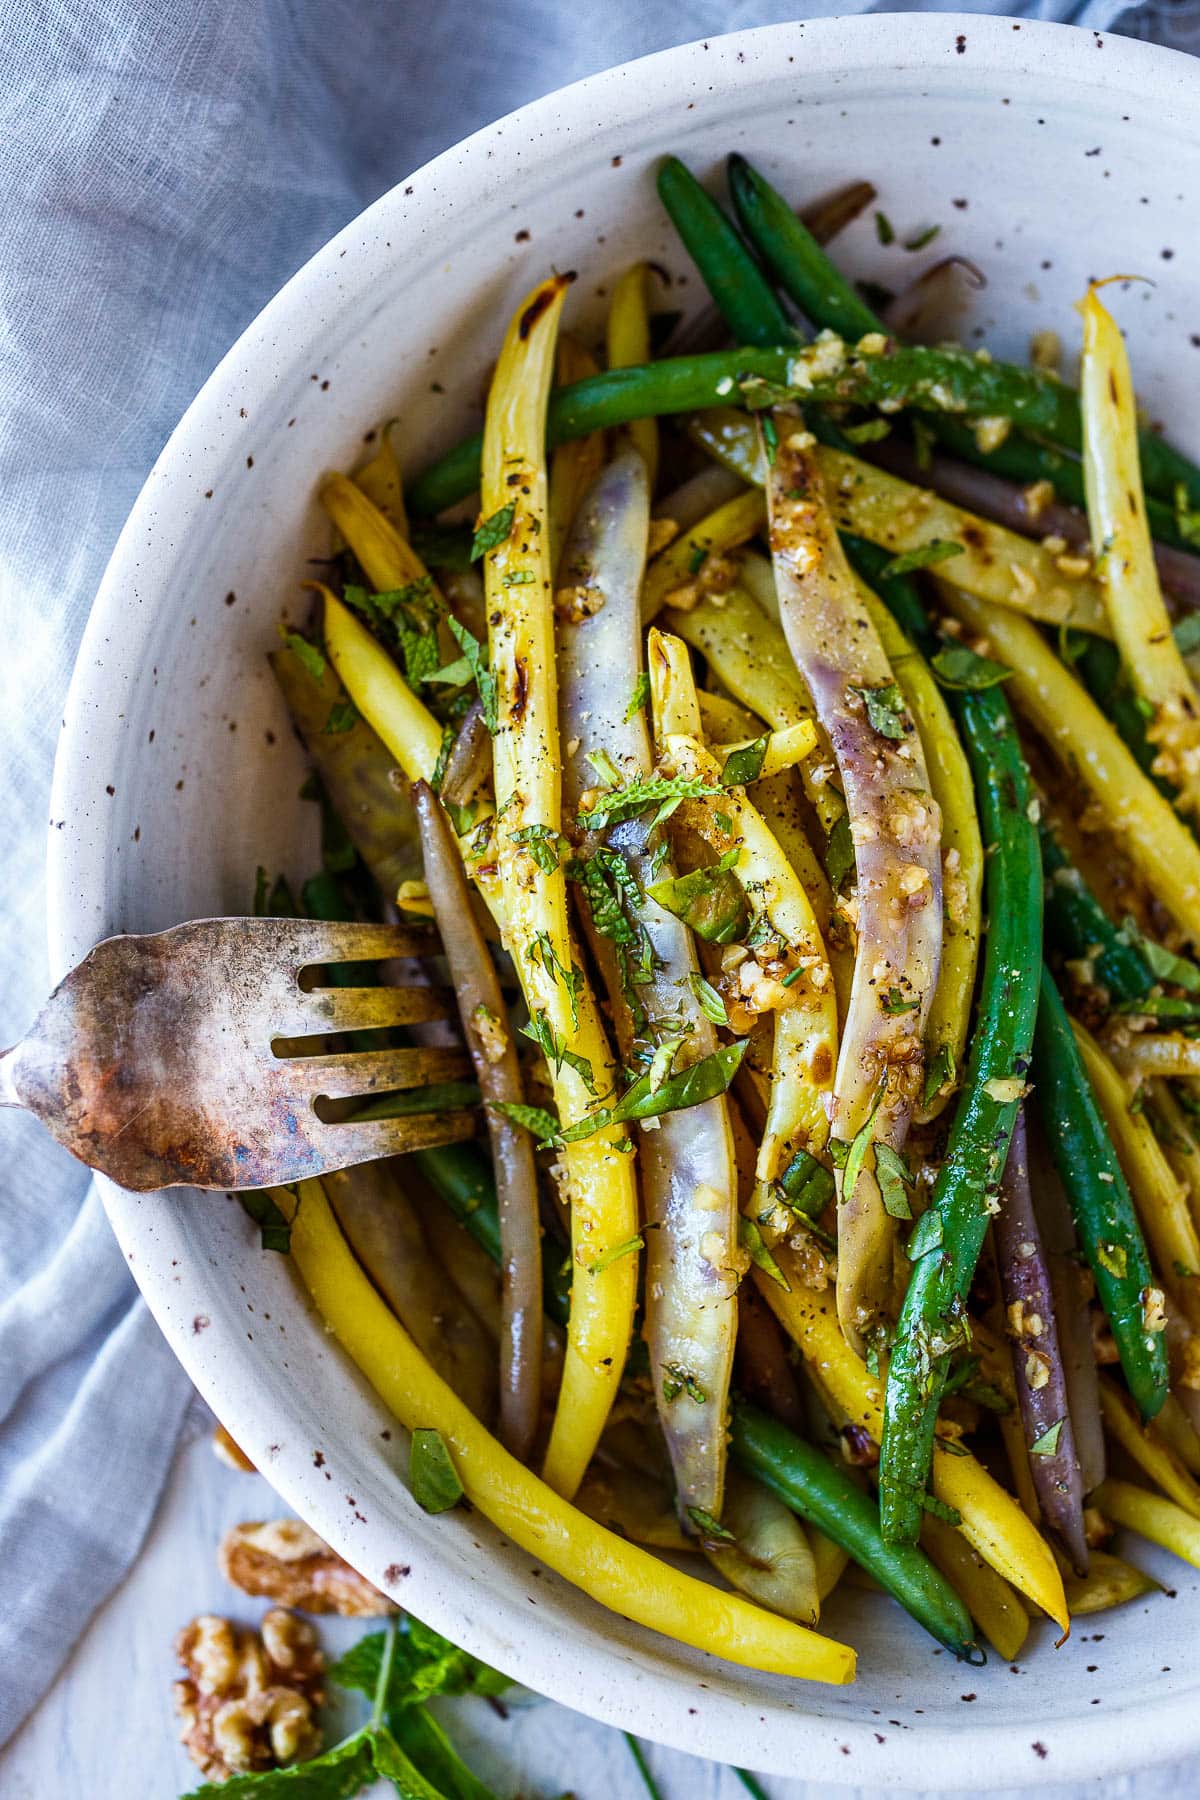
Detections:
219,1518,397,1617
174,1609,323,1781
211,1423,256,1473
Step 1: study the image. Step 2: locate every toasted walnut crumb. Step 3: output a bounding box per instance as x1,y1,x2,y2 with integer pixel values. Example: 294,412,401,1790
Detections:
1055,552,1093,578
646,516,678,558
1025,1350,1051,1391
1178,1335,1200,1391
219,1519,396,1617
1030,329,1062,373
1023,479,1056,520
973,415,1011,454
174,1609,323,1781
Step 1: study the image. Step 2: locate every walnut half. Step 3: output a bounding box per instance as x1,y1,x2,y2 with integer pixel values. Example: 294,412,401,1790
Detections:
173,1609,323,1780
219,1518,397,1617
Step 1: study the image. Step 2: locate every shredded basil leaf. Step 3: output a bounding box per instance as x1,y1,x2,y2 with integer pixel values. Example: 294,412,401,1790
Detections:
490,1100,560,1143
648,854,749,944
688,971,729,1026
556,1040,748,1147
410,1428,463,1514
923,1043,957,1108
877,1143,915,1221
280,628,326,682
240,1190,293,1255
904,224,941,252
470,503,516,560
738,1215,789,1289
879,540,963,580
578,773,723,832
721,734,770,787
444,616,498,733
825,811,856,891
1030,1419,1064,1457
931,642,1013,691
519,1011,596,1094
624,670,651,722
851,681,908,741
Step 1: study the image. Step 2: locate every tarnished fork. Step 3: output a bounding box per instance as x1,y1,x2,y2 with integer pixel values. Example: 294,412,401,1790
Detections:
0,918,477,1190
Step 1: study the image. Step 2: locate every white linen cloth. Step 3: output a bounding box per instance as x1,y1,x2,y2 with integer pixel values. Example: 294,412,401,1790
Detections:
0,0,1194,1750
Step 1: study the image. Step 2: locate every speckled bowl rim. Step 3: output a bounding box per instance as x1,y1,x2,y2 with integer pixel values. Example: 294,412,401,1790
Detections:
47,14,1200,1788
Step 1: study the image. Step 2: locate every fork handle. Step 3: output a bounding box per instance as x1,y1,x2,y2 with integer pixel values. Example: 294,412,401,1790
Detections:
0,1045,25,1110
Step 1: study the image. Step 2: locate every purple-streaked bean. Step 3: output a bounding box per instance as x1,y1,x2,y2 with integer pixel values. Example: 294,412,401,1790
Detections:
556,448,739,1519
869,439,1200,610
652,462,746,535
437,697,493,822
736,1282,808,1434
1027,1118,1107,1496
412,780,542,1460
766,424,943,1354
995,1107,1089,1575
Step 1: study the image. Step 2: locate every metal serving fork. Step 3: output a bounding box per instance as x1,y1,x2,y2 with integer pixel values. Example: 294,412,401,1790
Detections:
0,917,477,1191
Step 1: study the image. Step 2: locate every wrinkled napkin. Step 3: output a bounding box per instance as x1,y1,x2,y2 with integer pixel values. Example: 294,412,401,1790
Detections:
0,0,1192,1746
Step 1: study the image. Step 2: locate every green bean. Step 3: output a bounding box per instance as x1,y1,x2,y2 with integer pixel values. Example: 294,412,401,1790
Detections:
878,675,1042,1545
413,1139,979,1653
657,157,793,347
408,337,1141,518
726,153,1200,514
1039,821,1154,1004
1032,966,1169,1421
730,1402,979,1660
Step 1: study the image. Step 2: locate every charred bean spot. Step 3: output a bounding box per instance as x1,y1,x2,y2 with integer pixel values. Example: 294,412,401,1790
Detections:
810,1043,835,1085
1108,371,1119,405
511,658,530,722
518,271,576,339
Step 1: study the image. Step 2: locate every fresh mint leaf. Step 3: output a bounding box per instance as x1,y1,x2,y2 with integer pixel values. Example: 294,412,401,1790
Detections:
489,1100,561,1144
720,734,769,787
470,503,516,560
688,971,729,1026
323,699,359,734
280,629,327,683
509,824,564,875
825,811,855,891
1117,916,1200,994
648,855,749,944
1030,1419,1064,1457
409,1428,464,1514
624,670,651,722
331,1622,508,1712
876,1143,915,1220
578,774,723,832
240,1190,293,1254
519,1011,597,1094
879,540,963,580
851,681,908,740
557,1040,748,1146
931,642,1012,691
445,616,497,733
843,419,891,445
179,1732,377,1798
874,211,895,245
904,224,941,252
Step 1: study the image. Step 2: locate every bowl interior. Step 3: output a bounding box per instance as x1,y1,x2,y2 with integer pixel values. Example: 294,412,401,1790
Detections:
47,15,1200,1788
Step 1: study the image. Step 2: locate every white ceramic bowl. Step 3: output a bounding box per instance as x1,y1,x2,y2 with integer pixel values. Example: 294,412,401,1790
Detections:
48,15,1200,1787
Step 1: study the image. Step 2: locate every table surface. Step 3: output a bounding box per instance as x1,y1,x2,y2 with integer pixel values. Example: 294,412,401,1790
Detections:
0,1395,1193,1800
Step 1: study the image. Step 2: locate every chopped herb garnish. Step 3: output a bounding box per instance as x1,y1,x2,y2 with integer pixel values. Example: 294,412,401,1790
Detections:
843,418,892,445
648,852,749,944
444,615,497,732
879,540,964,580
501,568,536,586
240,1189,293,1255
1174,609,1200,655
663,1365,708,1405
1097,1240,1128,1279
1173,482,1200,551
835,1088,884,1203
689,971,730,1026
410,1428,464,1514
874,210,895,245
586,746,624,790
578,773,723,831
904,224,941,252
1117,916,1200,994
825,811,856,891
851,681,908,741
280,627,326,682
528,931,583,1027
322,698,358,734
721,734,770,787
923,1042,957,1108
906,1208,944,1260
931,642,1013,691
687,1506,734,1544
490,1099,561,1142
779,1149,835,1219
760,415,779,466
509,823,564,875
624,670,651,722
738,1215,789,1289
520,1011,597,1094
877,1143,915,1221
553,1041,748,1147
688,542,708,576
1030,1419,1063,1457
470,502,516,560
920,1492,962,1526
882,986,919,1014
589,1235,644,1276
